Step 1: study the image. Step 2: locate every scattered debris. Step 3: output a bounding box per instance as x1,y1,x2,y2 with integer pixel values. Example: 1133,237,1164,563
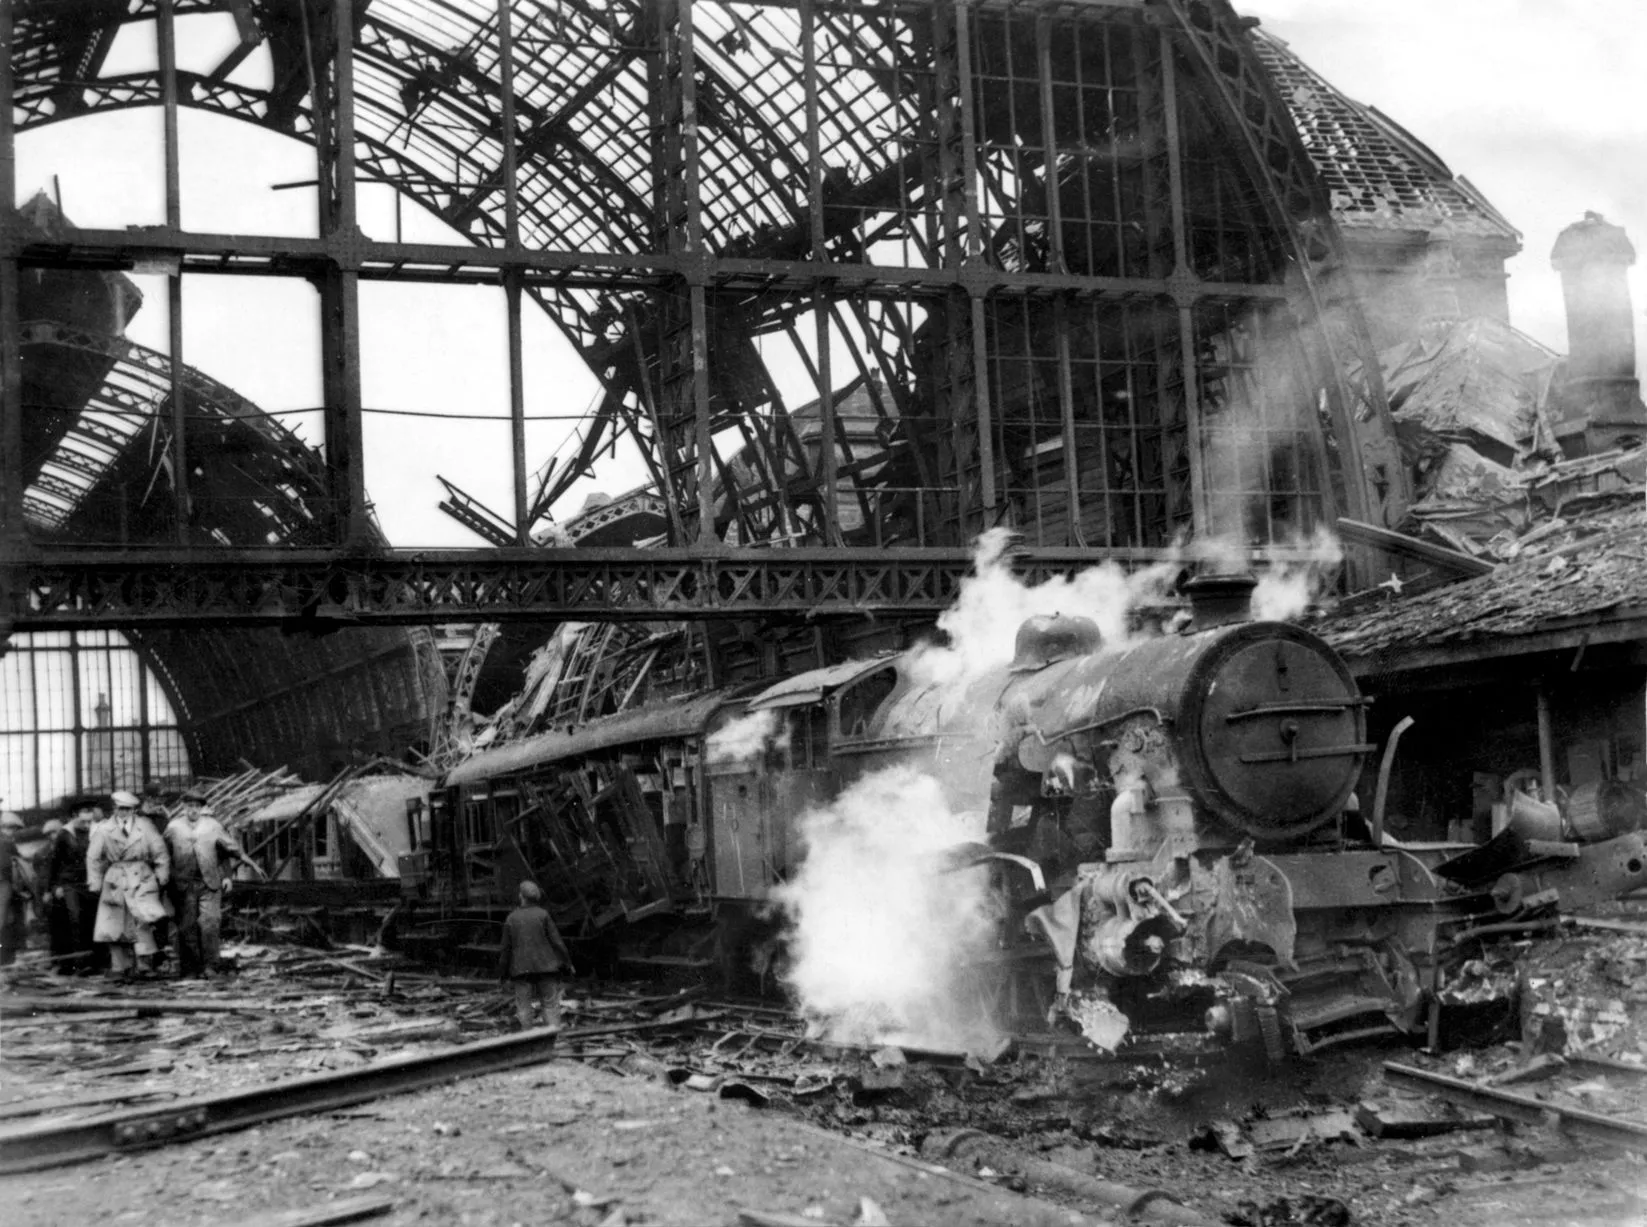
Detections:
1355,1096,1497,1139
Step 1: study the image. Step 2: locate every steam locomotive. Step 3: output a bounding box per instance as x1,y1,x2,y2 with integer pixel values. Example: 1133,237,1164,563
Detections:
412,572,1647,1058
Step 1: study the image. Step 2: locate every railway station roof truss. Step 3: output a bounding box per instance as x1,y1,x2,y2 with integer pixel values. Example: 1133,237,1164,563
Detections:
0,0,1429,634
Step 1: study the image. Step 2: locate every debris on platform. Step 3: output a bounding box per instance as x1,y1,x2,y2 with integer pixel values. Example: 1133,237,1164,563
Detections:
1355,1097,1497,1139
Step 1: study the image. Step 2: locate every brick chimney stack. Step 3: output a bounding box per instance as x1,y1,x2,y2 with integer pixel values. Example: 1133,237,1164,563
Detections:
1550,212,1645,455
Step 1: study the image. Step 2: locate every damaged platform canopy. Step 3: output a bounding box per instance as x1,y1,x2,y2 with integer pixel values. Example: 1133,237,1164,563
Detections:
445,691,742,787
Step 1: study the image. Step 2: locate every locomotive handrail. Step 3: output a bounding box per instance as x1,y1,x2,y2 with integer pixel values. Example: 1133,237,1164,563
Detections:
1371,716,1418,849
1239,743,1376,764
1224,698,1366,723
1024,706,1168,746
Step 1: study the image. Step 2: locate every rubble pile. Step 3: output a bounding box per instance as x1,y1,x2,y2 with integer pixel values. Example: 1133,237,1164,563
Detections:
1378,299,1645,571
1517,923,1647,1060
7,917,1647,1224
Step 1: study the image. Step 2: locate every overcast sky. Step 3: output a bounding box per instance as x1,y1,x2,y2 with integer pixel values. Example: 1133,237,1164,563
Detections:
18,2,1646,547
1245,0,1647,361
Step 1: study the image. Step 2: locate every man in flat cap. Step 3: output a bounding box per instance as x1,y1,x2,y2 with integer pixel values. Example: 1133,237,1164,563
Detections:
164,787,261,978
87,789,170,980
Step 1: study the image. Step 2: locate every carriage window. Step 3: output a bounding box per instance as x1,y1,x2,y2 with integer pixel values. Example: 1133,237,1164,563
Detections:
462,795,495,848
493,792,521,835
836,668,897,738
405,797,425,851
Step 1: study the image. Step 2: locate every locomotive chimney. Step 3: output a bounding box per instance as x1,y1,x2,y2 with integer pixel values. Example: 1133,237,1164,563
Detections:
1183,573,1257,630
1550,212,1646,456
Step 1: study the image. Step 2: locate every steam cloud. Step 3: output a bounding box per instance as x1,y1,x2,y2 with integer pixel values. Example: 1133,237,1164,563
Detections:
706,708,788,765
907,527,1181,689
772,764,1002,1053
1251,525,1344,621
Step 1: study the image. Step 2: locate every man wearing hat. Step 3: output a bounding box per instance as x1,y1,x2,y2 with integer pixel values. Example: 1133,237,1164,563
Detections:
87,790,170,979
164,787,261,978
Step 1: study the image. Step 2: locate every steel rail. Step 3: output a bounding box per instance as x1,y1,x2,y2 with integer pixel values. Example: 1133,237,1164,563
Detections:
1383,1061,1647,1154
0,1018,684,1175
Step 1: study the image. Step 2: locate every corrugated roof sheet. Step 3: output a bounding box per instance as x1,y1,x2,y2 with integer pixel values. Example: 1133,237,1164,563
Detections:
1388,317,1559,457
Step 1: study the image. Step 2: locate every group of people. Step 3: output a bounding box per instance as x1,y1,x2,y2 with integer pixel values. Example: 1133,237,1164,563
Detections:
8,792,577,1024
0,786,262,980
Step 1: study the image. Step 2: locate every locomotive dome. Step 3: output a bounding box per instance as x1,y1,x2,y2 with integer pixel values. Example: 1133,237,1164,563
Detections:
1010,615,1105,672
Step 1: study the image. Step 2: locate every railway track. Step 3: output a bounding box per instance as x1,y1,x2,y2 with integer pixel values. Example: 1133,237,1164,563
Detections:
0,1013,720,1175
1385,1054,1647,1154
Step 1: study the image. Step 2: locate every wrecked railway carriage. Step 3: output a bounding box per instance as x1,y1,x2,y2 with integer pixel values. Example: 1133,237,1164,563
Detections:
407,574,1647,1059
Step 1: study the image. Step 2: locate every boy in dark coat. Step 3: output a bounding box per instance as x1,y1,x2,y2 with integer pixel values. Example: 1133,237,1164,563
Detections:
497,881,573,1030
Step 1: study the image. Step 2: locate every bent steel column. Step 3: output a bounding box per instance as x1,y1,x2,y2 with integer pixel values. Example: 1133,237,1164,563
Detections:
159,0,189,545
496,0,529,545
953,0,996,526
317,0,369,548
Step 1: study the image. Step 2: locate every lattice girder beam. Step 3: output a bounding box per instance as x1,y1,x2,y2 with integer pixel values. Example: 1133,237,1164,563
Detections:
6,541,1339,630
4,0,1402,572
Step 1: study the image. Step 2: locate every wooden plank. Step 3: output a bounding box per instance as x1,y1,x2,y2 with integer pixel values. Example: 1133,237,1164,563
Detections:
1,1010,141,1026
239,1194,395,1227
0,996,268,1017
1336,517,1494,577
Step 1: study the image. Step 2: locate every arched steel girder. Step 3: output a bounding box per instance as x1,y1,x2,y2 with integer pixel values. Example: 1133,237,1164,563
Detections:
12,317,444,778
14,0,842,545
20,321,337,542
9,0,1408,573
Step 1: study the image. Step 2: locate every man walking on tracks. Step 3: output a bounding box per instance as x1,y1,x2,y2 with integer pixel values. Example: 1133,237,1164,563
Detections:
497,881,574,1031
163,788,262,978
88,790,170,980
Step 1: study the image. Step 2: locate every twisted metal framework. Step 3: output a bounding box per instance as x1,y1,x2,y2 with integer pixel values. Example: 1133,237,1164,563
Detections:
0,0,1408,633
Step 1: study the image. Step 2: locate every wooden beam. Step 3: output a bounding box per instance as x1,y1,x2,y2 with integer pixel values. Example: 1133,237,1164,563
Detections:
1336,517,1494,578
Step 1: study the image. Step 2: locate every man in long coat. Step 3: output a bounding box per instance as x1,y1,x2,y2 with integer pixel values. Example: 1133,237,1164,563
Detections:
164,788,261,977
87,790,170,979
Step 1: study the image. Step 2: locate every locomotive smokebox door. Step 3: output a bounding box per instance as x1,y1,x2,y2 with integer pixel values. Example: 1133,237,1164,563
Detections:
1192,629,1370,839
